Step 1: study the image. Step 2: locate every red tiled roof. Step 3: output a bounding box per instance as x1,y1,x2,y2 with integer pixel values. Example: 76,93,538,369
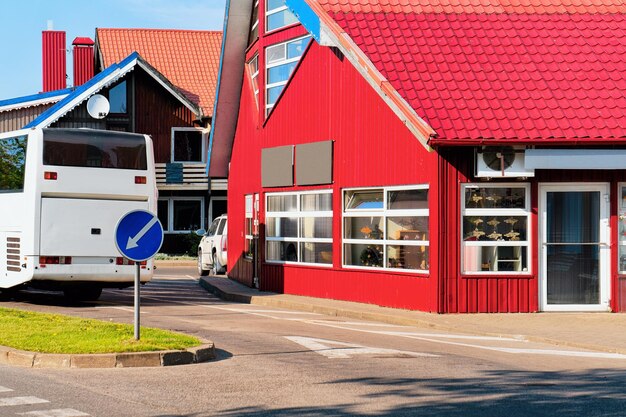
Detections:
316,0,626,142
96,29,222,116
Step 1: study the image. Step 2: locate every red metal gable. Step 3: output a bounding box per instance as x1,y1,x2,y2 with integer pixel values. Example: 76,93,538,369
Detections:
314,0,626,143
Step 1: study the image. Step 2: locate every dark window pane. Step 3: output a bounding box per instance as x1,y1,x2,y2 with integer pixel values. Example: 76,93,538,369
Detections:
344,243,383,268
547,191,599,244
173,200,201,231
211,199,227,221
300,242,332,264
43,129,146,170
173,130,203,162
547,245,599,304
388,245,429,270
0,135,27,193
267,241,298,262
109,81,127,114
464,187,526,209
388,189,428,210
157,200,169,232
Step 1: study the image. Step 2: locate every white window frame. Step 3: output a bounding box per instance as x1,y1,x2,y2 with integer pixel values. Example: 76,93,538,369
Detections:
247,54,259,109
170,127,209,164
265,189,333,267
265,35,311,115
342,185,430,273
245,194,254,259
618,183,626,274
159,197,205,234
460,183,532,275
265,0,298,33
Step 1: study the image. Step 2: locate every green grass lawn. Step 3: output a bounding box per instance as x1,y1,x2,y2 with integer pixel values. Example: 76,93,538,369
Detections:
0,307,200,354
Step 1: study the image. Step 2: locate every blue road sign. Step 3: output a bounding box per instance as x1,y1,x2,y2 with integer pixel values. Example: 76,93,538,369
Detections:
115,210,164,262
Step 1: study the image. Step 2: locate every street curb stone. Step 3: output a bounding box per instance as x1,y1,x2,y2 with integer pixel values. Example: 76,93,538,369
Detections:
8,351,35,367
0,342,216,369
116,352,162,368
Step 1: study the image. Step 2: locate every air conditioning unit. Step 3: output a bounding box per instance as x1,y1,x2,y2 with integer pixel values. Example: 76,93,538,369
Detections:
475,146,535,178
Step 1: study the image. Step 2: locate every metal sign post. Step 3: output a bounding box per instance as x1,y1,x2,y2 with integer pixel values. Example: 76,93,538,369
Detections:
134,262,140,339
115,210,164,341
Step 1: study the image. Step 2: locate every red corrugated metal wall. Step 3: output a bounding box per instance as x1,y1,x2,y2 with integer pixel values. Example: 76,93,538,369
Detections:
42,31,66,92
440,148,626,313
228,41,440,311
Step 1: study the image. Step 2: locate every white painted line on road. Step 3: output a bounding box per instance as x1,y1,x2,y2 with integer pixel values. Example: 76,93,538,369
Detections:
285,336,439,359
307,321,523,342
0,396,49,406
18,409,90,417
206,304,626,360
0,386,13,393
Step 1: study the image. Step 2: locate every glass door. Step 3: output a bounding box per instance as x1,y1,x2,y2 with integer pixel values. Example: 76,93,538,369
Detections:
540,184,610,311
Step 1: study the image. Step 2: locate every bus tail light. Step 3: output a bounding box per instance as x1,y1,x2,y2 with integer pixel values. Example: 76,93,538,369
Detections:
116,257,147,266
39,256,71,266
221,235,227,252
44,171,57,180
135,176,146,184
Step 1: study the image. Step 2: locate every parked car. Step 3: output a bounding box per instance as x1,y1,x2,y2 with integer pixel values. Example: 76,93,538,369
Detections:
197,214,227,276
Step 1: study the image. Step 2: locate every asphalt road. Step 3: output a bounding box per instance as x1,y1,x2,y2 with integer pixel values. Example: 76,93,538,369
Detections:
1,267,626,417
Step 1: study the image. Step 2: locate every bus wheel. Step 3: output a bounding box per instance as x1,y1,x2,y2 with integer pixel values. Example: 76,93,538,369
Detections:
63,285,103,301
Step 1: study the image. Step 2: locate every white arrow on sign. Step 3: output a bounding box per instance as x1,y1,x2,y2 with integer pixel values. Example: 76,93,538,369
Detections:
285,336,438,359
126,216,158,250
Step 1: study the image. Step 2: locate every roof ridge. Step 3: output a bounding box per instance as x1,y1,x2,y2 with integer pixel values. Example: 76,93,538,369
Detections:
96,28,222,34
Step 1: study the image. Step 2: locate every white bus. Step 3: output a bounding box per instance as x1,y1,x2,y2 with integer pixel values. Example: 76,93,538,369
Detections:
0,127,157,300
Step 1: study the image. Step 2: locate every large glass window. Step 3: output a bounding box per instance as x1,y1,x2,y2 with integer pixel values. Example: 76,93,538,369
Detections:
461,184,530,274
108,81,127,114
247,55,259,109
0,135,27,193
266,0,298,32
172,128,205,163
266,191,332,265
265,36,311,115
43,129,146,170
159,198,204,233
343,186,429,272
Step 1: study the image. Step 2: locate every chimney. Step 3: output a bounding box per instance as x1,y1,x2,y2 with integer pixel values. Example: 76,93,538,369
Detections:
42,30,67,92
72,37,94,87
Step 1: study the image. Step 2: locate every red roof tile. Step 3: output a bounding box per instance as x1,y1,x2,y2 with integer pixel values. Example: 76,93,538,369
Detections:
315,0,626,141
96,29,222,116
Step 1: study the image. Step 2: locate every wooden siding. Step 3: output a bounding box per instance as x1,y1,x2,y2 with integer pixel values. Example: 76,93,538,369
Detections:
228,41,440,311
134,70,197,163
0,104,54,133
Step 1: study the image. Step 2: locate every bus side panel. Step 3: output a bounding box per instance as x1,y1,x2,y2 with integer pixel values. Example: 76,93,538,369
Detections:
0,194,33,289
40,198,149,257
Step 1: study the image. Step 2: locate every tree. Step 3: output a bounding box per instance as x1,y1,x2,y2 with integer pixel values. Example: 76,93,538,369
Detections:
0,136,27,191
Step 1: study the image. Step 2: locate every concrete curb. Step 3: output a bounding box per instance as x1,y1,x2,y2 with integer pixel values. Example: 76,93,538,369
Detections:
200,277,626,356
0,342,215,369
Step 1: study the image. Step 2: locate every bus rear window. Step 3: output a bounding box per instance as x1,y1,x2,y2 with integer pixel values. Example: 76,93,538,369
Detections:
43,129,147,170
0,135,27,193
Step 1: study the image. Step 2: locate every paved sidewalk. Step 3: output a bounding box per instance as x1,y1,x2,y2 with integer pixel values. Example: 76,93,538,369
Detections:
200,276,626,355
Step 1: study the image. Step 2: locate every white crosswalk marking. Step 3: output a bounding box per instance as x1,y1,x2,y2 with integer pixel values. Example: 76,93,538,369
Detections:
0,396,49,406
0,386,13,393
18,409,90,417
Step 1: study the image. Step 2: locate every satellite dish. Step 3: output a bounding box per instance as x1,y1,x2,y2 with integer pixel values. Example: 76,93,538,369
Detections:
86,94,110,119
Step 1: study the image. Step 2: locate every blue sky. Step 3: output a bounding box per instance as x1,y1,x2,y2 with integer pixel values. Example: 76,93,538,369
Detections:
0,0,227,100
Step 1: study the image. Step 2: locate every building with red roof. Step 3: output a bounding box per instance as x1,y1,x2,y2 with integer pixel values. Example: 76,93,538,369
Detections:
213,0,626,312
